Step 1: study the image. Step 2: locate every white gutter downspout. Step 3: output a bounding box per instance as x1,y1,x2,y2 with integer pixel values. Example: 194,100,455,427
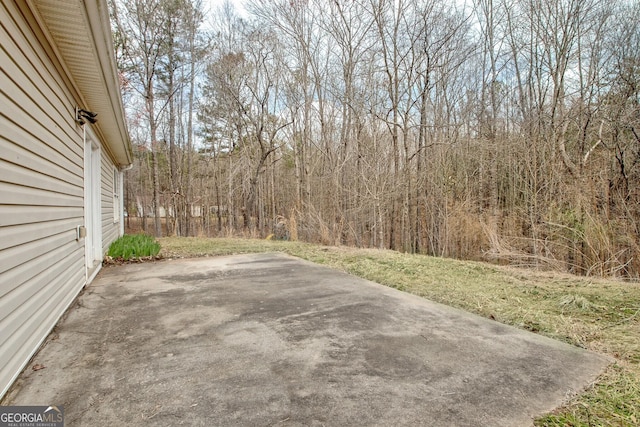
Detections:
119,163,133,236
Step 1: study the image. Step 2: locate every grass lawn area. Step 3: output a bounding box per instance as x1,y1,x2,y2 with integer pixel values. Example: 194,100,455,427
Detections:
160,237,640,426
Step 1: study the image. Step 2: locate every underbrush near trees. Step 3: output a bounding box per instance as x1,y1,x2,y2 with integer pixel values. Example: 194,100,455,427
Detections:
160,236,640,426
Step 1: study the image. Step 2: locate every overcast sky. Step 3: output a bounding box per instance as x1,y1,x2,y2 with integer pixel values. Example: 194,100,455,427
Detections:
205,0,247,17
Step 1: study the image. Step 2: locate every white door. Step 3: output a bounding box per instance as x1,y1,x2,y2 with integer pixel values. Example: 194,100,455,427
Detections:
84,129,102,277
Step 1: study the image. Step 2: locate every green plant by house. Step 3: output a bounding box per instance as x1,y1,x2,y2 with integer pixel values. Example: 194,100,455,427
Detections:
107,234,161,261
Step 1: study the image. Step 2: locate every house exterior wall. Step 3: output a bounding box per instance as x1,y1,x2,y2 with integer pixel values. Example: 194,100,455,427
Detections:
0,1,124,398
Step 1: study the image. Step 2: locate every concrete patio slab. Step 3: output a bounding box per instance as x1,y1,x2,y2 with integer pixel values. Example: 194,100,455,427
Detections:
3,253,609,426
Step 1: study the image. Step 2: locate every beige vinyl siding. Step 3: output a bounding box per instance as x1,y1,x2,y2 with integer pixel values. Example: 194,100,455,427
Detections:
0,0,117,398
0,0,84,397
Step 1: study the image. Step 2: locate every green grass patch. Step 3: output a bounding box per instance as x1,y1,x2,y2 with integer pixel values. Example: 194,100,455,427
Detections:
108,234,161,261
160,237,640,425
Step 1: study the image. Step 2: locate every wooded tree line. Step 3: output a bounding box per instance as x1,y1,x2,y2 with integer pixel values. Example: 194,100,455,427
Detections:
110,0,640,278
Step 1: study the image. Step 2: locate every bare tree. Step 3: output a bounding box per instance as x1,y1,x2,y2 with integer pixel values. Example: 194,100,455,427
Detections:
115,0,640,277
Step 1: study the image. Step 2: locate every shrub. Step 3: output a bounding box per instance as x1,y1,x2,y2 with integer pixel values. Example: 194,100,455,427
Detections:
107,234,161,261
